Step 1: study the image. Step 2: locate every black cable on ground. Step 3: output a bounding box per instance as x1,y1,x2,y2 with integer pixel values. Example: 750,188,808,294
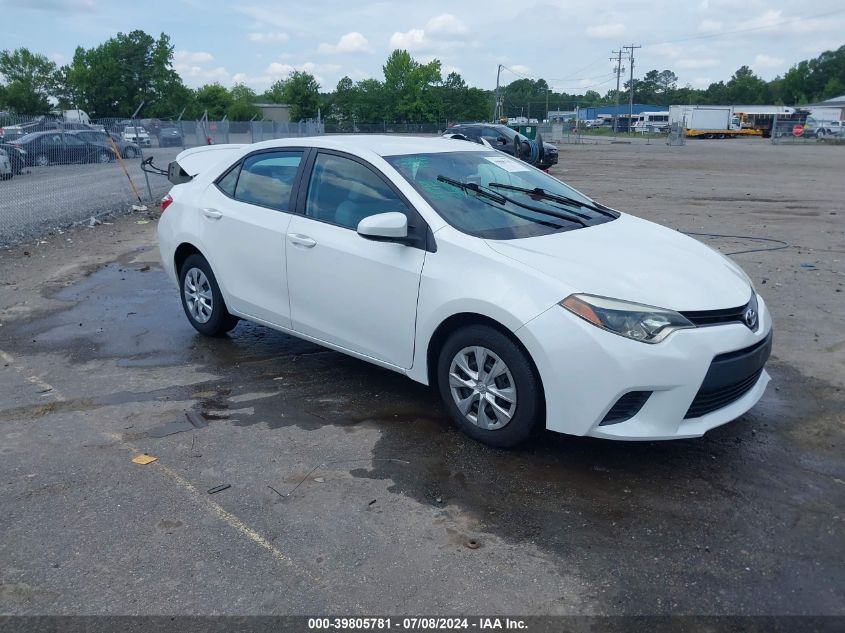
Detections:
682,231,791,256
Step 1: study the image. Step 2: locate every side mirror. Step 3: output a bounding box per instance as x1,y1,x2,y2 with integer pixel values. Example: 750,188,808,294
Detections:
357,212,408,242
497,136,508,145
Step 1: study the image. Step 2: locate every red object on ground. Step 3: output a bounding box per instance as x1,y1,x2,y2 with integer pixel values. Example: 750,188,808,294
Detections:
793,124,804,137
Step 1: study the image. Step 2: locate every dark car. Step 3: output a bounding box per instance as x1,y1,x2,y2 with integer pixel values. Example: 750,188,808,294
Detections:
0,141,27,174
12,130,117,167
158,125,183,147
69,129,139,159
447,123,559,170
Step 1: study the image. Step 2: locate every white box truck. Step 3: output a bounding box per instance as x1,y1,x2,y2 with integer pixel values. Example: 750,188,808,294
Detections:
681,106,761,139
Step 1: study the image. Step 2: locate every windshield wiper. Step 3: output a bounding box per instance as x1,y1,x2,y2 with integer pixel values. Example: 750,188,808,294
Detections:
437,175,588,228
435,175,567,230
486,183,617,218
437,175,507,204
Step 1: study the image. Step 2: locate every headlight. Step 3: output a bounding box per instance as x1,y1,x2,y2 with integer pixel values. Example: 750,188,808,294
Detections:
560,294,694,344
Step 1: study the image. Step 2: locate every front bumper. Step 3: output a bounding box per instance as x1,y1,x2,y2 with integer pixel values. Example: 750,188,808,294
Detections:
516,295,773,440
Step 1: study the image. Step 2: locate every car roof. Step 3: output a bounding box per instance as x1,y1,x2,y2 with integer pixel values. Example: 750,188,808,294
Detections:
250,134,491,157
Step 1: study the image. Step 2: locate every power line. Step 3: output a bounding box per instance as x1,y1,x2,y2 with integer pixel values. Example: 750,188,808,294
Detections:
643,7,845,48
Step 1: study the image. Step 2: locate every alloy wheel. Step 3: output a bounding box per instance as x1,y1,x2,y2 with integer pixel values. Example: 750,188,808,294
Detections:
183,267,214,324
449,346,517,430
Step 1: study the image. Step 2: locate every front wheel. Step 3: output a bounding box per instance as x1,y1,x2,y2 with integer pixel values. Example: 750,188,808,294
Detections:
437,325,542,448
179,254,239,337
34,154,50,167
98,150,112,163
124,147,137,159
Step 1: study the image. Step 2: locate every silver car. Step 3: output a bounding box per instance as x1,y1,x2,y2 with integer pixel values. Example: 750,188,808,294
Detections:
0,148,12,180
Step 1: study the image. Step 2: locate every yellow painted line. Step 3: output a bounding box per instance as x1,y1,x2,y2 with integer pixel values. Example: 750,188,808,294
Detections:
2,349,321,585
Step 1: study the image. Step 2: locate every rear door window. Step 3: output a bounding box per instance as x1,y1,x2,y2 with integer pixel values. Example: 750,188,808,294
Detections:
233,151,303,211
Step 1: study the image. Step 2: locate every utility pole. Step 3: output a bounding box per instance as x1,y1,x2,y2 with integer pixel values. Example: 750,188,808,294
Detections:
623,44,641,133
494,64,504,122
610,49,623,133
545,89,549,122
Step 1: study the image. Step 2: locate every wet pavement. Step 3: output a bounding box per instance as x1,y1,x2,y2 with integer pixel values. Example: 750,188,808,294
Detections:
1,141,843,615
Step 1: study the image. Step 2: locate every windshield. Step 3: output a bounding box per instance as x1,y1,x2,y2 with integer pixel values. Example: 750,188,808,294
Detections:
385,150,616,239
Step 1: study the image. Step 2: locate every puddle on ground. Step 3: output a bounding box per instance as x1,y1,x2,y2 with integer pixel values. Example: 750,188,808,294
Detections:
2,252,843,614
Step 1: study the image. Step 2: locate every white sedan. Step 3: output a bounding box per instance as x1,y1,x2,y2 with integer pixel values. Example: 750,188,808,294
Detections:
157,136,772,447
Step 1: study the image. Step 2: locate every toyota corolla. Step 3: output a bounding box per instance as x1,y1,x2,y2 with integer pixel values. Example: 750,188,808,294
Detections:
157,136,772,447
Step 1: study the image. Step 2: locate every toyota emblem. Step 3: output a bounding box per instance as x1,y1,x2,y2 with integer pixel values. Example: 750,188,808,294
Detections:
744,308,758,330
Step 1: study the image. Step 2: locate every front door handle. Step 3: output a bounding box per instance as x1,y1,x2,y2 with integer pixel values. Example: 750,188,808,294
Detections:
287,233,316,248
203,208,223,220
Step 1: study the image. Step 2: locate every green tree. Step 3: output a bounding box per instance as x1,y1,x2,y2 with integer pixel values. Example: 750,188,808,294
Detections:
0,48,56,114
227,83,260,120
63,30,186,117
726,66,770,104
280,71,320,120
193,83,231,119
261,78,287,104
383,50,442,122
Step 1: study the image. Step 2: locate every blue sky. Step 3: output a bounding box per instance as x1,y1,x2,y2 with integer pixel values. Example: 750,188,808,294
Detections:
2,0,843,94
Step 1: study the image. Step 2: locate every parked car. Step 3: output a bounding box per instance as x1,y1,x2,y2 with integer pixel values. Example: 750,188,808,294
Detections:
69,129,139,159
158,125,183,147
0,141,27,174
446,123,558,170
157,136,772,447
0,148,12,180
12,130,117,166
814,121,844,138
121,125,152,147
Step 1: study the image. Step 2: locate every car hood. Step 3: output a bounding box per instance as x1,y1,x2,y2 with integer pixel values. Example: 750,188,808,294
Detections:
486,213,752,311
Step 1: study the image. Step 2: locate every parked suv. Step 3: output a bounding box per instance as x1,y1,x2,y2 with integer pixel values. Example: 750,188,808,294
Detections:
447,123,558,170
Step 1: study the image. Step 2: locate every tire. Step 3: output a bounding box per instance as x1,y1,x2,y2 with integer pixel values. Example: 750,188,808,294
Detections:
437,324,542,448
817,129,826,138
124,147,137,159
179,254,239,337
34,153,50,167
98,150,112,163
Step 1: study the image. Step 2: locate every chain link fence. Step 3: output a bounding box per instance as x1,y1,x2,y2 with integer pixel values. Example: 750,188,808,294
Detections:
771,117,845,145
0,114,324,248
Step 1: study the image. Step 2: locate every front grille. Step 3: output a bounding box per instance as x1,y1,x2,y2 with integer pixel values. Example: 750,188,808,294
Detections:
684,369,763,419
600,390,652,426
680,303,748,327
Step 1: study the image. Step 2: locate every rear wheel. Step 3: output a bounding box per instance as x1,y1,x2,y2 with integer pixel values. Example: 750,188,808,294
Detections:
437,325,542,448
98,150,112,163
179,254,239,336
124,146,137,159
34,153,50,167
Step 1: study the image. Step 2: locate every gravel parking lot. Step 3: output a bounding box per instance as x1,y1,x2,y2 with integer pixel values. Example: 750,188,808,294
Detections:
0,138,842,616
0,147,180,248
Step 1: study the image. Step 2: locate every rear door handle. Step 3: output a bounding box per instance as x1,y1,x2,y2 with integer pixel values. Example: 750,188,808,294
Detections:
203,208,223,220
287,233,316,248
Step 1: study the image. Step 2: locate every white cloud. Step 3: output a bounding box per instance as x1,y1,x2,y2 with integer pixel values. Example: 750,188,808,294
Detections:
388,14,471,52
318,32,371,54
174,50,214,64
585,23,626,39
247,32,289,43
389,28,427,51
698,19,723,32
510,64,531,75
19,0,94,12
754,53,784,68
677,58,719,69
426,14,468,38
174,64,230,85
235,5,289,30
